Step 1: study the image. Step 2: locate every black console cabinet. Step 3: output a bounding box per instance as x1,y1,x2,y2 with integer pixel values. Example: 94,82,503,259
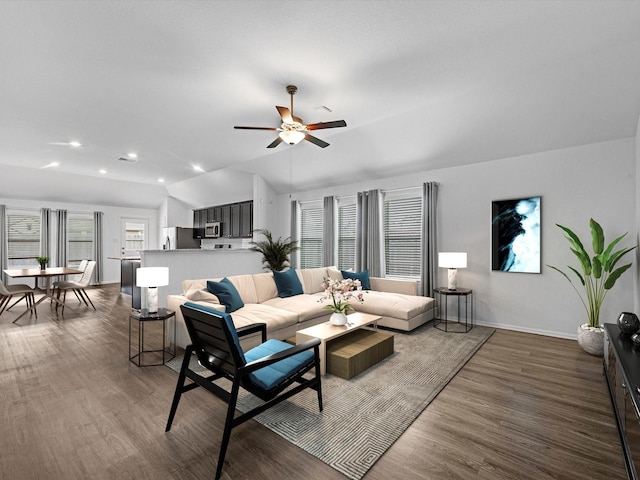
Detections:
604,323,640,479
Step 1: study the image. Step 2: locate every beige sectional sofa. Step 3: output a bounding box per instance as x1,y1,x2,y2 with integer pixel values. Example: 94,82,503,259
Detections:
166,267,435,349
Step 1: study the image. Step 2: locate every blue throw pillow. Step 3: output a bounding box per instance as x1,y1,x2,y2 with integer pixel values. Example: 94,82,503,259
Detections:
272,269,303,298
341,269,371,290
206,278,244,313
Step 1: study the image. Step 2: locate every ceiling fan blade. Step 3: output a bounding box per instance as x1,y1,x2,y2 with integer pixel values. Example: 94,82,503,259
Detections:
305,120,347,130
276,106,294,123
234,126,279,130
266,136,283,148
304,134,329,148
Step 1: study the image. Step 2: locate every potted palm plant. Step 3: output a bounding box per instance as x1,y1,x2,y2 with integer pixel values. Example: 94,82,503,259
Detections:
249,229,299,271
548,218,636,356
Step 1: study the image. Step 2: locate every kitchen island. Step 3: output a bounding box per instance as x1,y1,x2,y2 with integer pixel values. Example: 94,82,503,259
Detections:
107,256,141,295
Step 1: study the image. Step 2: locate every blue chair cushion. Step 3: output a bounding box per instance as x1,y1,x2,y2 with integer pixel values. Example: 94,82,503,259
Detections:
244,339,314,391
341,269,371,290
206,278,245,313
183,302,245,363
272,269,304,298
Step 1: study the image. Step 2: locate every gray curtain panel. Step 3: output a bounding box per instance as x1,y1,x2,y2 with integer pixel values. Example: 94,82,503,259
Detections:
0,205,6,283
40,208,51,259
322,196,336,267
93,211,103,284
421,182,439,296
56,209,67,267
356,189,384,277
289,200,299,269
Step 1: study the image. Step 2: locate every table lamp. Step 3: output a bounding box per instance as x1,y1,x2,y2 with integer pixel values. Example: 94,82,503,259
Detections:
136,267,169,313
438,252,467,290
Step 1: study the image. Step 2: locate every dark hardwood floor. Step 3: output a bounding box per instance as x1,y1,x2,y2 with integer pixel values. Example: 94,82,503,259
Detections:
0,284,626,479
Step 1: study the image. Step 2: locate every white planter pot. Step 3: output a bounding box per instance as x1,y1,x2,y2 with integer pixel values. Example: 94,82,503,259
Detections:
330,312,348,325
577,323,604,357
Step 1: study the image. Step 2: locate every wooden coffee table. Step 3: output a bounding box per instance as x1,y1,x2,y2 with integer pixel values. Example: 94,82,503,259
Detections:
296,312,381,375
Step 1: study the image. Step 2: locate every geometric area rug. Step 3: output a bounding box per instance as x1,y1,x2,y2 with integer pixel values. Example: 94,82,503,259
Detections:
167,322,494,480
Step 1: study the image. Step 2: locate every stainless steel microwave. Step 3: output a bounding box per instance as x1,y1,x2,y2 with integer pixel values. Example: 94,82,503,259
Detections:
205,222,221,238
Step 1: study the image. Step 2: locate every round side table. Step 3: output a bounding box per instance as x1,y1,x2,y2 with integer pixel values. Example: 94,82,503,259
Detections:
433,287,473,333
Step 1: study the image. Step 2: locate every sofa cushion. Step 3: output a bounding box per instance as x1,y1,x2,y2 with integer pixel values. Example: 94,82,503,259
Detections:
206,278,245,313
184,287,220,303
297,267,328,294
341,269,371,290
273,269,304,298
228,303,299,332
253,272,278,303
264,294,330,322
349,291,434,320
226,274,259,304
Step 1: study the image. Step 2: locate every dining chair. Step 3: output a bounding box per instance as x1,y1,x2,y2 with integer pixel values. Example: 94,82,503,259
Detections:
166,302,323,480
0,280,37,323
53,260,97,314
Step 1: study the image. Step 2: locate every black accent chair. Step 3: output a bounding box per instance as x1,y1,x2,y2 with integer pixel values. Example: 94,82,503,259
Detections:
166,302,323,480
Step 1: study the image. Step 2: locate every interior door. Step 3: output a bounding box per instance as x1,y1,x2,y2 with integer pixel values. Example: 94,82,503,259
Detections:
120,218,149,256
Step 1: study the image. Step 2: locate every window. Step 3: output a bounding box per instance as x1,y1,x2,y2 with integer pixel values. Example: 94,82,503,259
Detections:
7,210,41,268
68,213,94,267
383,191,422,279
337,200,356,270
299,201,323,269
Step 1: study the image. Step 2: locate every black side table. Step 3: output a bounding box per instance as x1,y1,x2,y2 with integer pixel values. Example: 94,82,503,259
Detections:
433,287,473,333
129,308,176,366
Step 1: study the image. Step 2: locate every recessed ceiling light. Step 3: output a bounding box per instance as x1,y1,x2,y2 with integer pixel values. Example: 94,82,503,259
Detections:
193,165,204,173
127,152,138,159
158,178,165,183
99,169,107,174
41,161,60,169
69,141,82,147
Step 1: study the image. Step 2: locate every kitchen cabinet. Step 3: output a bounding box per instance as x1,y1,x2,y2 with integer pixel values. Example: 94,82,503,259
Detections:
192,200,253,239
230,203,241,238
240,201,253,237
193,209,207,239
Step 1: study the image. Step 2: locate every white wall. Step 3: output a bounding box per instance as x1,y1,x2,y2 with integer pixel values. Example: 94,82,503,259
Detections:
0,196,159,284
278,138,636,339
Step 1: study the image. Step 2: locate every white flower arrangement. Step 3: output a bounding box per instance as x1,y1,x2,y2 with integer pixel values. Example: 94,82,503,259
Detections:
318,277,365,314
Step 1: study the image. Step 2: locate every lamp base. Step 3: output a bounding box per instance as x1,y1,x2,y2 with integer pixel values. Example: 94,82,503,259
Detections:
146,287,159,313
447,268,458,290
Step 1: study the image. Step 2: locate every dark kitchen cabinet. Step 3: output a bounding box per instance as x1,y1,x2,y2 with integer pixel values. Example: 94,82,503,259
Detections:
230,203,241,238
193,209,206,239
240,201,253,238
192,200,253,239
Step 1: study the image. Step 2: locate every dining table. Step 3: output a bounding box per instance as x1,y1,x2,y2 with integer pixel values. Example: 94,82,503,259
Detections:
3,267,84,321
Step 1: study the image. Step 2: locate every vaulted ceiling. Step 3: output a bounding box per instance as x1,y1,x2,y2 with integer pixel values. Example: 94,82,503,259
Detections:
1,1,639,208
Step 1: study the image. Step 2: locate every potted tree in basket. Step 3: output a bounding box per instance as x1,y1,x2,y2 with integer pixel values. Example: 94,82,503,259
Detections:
548,218,636,356
249,229,299,271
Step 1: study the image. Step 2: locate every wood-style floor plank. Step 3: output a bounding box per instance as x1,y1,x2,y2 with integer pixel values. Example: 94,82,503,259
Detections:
0,285,626,479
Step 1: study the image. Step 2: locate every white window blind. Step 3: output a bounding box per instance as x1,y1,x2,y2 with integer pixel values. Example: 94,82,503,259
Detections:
338,202,356,270
7,210,41,268
383,194,422,279
68,213,94,265
299,203,323,269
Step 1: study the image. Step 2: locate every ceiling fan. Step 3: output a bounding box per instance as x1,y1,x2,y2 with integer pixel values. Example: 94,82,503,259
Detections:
234,85,347,148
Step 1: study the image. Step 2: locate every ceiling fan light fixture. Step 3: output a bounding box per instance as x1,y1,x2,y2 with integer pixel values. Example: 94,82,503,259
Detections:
279,130,305,145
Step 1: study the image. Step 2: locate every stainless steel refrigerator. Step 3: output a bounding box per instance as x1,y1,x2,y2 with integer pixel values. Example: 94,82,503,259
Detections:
162,227,201,250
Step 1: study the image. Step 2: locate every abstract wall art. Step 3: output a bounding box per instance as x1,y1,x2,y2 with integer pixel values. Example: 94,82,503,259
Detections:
491,196,541,273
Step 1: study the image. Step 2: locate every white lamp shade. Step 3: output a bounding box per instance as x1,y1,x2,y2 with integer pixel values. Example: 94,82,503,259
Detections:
438,252,467,269
136,267,169,288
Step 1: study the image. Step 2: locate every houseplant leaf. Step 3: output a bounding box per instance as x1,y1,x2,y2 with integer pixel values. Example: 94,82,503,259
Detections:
589,218,604,255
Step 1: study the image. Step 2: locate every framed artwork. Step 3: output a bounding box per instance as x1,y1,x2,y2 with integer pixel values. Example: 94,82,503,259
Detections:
491,196,541,273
